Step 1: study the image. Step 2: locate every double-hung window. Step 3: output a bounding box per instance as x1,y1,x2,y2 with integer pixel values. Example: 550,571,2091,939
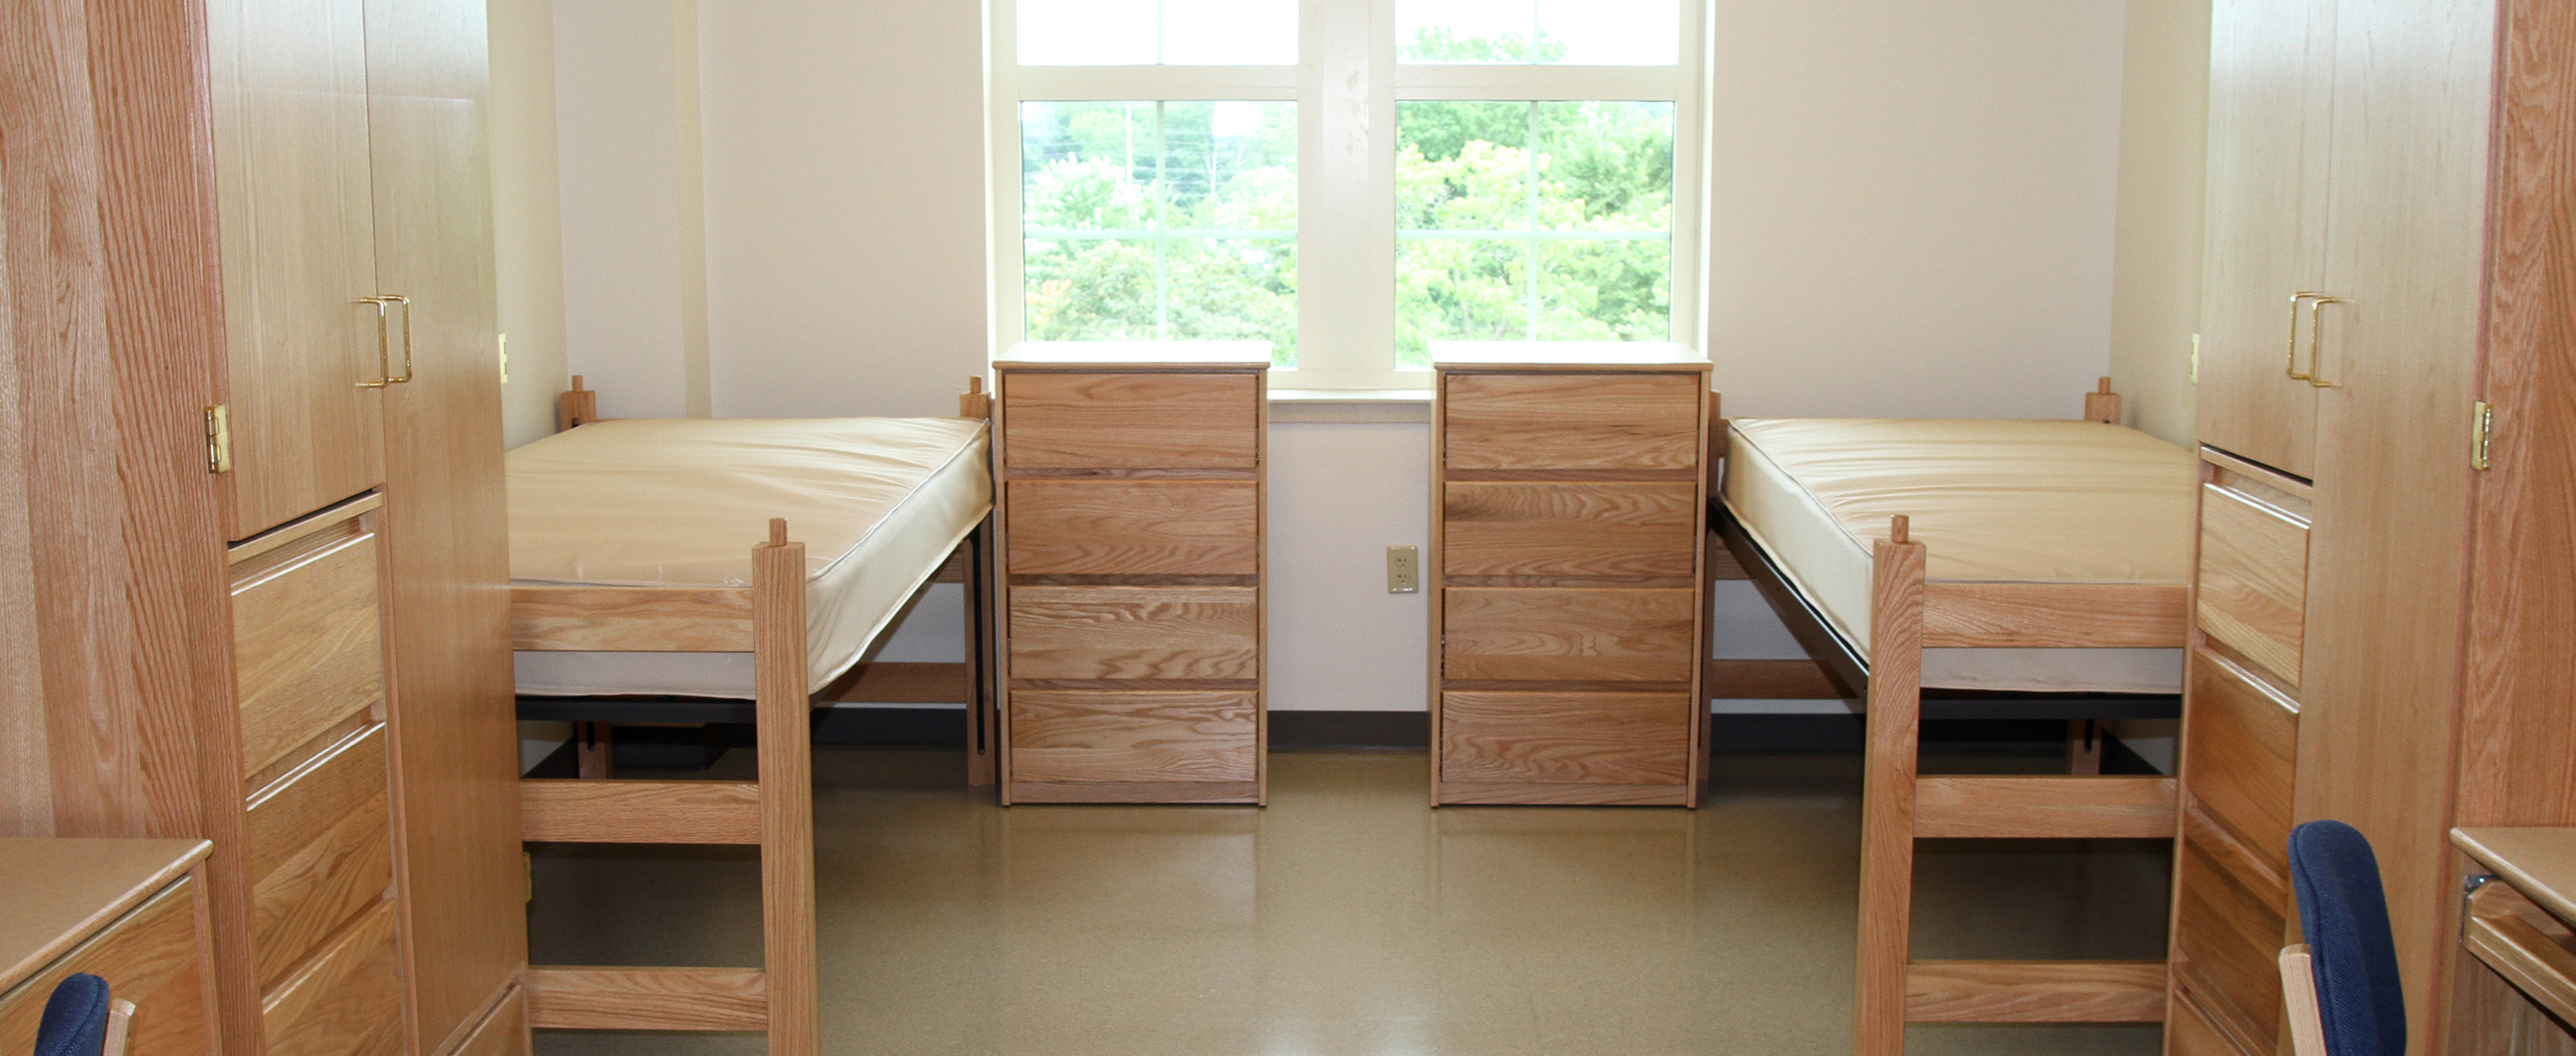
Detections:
989,0,1702,388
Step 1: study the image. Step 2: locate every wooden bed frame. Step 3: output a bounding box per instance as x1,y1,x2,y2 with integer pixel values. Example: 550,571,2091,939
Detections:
509,377,999,1054
1712,379,2190,1053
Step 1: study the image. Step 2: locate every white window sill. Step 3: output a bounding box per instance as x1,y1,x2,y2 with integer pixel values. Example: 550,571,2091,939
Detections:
1267,387,1432,423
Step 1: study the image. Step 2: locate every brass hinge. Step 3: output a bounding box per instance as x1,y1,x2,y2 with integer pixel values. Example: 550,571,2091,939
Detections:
204,405,231,473
2472,400,2494,471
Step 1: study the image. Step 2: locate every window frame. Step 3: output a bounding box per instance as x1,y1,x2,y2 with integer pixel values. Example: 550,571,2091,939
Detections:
986,0,1707,389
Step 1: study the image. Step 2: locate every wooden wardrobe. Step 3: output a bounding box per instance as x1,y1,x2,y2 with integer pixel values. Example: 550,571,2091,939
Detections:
2167,0,2576,1051
1,0,528,1049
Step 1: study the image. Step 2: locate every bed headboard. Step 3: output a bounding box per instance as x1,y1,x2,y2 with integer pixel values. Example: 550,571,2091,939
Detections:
2084,377,2121,425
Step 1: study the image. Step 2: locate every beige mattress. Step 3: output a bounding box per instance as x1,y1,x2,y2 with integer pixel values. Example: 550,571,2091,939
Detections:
1722,417,2194,694
509,416,992,697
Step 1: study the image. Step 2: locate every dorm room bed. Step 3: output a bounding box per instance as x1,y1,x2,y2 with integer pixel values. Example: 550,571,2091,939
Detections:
1715,382,2194,1053
506,379,995,1054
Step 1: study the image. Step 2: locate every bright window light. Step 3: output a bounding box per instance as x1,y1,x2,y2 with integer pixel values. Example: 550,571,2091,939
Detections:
1398,0,1680,64
1396,100,1674,367
1020,101,1299,361
1018,0,1297,65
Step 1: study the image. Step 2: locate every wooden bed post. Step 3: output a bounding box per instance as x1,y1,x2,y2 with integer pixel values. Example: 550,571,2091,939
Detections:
2083,376,2120,424
960,377,999,787
1856,514,1925,1056
558,374,599,432
753,519,818,1056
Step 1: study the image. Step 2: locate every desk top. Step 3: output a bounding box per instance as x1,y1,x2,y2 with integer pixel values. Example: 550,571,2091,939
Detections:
2454,828,2576,923
0,839,209,995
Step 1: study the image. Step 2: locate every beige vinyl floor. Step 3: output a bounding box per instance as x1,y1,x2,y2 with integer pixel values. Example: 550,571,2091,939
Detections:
529,749,2169,1055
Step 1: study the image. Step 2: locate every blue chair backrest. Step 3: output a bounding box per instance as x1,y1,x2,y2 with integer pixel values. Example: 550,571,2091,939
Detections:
33,973,110,1056
2288,819,2407,1056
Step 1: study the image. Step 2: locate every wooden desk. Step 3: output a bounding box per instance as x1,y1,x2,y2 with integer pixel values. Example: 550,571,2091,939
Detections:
0,838,216,1054
2450,828,2576,1053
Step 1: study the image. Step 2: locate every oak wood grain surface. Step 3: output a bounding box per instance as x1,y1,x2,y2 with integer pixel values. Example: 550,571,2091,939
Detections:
1919,581,2188,649
519,779,762,844
510,586,754,652
1440,372,1702,471
1910,776,2175,839
243,724,391,987
1437,691,1691,786
1440,482,1697,579
1008,586,1260,681
1902,960,2166,1023
1854,535,1925,1055
524,968,765,1032
205,0,386,538
2184,648,2299,870
230,522,385,779
1008,689,1258,785
258,899,403,1056
2191,0,2332,477
0,877,210,1056
2174,812,2289,1049
2195,482,2309,684
1001,372,1260,470
447,985,527,1056
1005,480,1258,575
1439,587,1696,683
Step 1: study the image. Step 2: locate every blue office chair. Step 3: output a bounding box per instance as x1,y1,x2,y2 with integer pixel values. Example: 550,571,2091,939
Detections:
33,974,111,1056
2281,819,2407,1056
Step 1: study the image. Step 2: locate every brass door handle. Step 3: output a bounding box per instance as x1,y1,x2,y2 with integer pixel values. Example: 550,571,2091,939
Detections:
2305,294,2344,388
2287,292,2324,380
354,294,413,387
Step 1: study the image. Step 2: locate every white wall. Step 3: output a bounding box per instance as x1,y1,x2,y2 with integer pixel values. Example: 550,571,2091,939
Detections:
488,0,569,448
697,0,990,419
494,0,2198,716
2107,0,2213,445
1704,0,2129,420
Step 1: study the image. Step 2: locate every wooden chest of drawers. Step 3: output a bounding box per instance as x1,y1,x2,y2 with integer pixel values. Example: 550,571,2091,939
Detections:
1428,351,1712,806
0,840,216,1056
2169,449,2312,1055
993,349,1268,804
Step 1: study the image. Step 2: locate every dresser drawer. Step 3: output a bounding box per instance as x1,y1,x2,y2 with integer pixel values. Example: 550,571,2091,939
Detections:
1442,587,1697,683
0,878,210,1056
2173,810,2287,1053
2185,648,2297,874
2169,989,2263,1056
1441,372,1701,472
233,510,386,780
261,899,403,1056
1010,689,1258,784
1439,690,1692,786
1442,482,1698,580
1002,372,1260,470
246,724,393,988
2196,482,2309,687
1005,480,1258,575
1008,586,1259,681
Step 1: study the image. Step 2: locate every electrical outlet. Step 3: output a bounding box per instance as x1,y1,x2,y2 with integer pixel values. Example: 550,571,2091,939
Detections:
1387,545,1419,593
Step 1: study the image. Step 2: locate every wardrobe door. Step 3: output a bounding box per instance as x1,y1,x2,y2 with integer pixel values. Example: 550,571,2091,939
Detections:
2291,0,2496,1041
361,0,528,1047
206,0,386,540
2193,0,2335,477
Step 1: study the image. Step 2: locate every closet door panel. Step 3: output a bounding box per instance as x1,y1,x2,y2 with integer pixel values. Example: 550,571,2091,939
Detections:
2299,0,2495,1041
361,0,531,1037
2194,0,2334,476
206,0,386,538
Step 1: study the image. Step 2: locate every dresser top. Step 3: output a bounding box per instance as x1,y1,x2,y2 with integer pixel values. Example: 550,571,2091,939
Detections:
0,839,209,995
997,341,1274,369
1431,341,1710,370
2454,828,2576,923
